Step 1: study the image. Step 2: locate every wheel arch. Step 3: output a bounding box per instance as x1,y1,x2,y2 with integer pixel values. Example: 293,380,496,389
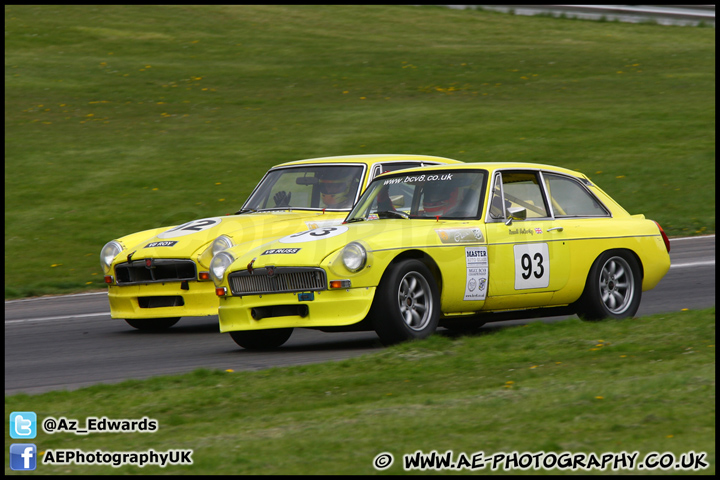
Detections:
386,249,443,292
595,247,644,280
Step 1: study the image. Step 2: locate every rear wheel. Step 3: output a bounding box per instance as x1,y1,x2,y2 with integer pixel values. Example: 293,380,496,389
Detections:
124,318,179,330
371,259,440,345
576,251,642,321
229,328,294,350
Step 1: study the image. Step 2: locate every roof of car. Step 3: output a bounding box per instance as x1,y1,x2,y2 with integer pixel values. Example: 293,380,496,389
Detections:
373,161,589,179
275,154,464,167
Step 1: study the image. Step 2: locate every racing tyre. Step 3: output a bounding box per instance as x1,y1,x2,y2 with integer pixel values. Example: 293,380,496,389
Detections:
229,328,294,350
371,259,440,345
576,250,642,321
125,318,180,330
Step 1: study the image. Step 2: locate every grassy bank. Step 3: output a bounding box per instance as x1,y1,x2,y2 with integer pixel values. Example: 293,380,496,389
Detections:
5,308,715,474
4,5,715,299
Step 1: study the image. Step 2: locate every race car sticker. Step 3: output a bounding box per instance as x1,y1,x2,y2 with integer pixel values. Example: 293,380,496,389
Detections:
261,248,301,255
464,246,488,301
157,217,222,239
278,225,349,244
513,243,550,290
436,228,485,244
509,227,542,235
144,241,178,248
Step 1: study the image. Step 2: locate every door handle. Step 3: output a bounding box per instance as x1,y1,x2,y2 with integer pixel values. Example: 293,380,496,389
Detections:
547,227,564,232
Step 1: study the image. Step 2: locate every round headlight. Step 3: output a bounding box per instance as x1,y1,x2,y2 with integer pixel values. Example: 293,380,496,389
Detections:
341,242,367,272
100,240,123,273
211,235,234,256
210,251,235,285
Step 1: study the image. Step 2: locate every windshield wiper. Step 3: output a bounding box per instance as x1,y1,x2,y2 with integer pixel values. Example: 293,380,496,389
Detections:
345,217,366,223
377,210,409,219
236,208,257,214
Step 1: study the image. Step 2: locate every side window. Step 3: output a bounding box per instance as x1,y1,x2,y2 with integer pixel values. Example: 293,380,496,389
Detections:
491,171,549,219
544,173,609,217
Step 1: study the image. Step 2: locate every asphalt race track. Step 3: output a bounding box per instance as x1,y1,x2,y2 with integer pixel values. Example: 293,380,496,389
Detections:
5,235,715,395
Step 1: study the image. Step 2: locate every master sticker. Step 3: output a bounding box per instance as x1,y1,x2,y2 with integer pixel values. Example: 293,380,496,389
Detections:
464,246,488,301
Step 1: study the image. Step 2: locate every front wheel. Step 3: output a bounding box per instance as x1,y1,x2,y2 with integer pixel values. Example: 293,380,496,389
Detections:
576,250,642,321
370,259,440,345
229,328,294,350
125,318,180,331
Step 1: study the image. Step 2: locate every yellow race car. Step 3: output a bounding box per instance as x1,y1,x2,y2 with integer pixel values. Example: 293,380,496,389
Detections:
100,154,462,330
212,162,671,348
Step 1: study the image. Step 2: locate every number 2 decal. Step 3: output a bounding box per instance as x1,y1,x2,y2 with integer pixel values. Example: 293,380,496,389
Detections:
157,218,222,239
513,243,549,289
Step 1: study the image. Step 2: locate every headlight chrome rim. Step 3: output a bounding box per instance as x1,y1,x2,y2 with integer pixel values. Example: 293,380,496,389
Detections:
341,242,367,273
210,251,235,285
211,235,234,256
100,240,123,273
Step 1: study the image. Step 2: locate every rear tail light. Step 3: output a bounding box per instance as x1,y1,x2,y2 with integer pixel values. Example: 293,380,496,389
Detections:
654,221,670,253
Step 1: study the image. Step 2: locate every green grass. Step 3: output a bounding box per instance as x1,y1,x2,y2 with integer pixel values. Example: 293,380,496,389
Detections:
5,308,715,474
4,4,715,300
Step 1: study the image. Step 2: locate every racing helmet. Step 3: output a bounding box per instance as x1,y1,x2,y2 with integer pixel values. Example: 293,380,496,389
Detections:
423,182,460,215
318,168,356,207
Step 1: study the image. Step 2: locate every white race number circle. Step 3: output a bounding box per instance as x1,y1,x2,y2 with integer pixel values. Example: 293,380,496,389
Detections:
157,217,222,239
278,226,349,244
514,243,549,289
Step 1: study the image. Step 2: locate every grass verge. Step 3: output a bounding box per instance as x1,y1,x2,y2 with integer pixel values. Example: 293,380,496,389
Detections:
5,308,715,474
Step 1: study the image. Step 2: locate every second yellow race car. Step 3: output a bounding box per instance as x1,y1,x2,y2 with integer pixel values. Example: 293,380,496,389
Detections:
212,162,671,348
99,154,461,330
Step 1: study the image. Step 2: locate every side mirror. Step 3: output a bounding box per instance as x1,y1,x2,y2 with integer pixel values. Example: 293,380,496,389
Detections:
504,207,526,226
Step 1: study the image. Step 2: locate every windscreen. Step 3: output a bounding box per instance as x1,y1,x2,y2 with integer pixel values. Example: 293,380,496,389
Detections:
242,165,364,212
347,170,487,222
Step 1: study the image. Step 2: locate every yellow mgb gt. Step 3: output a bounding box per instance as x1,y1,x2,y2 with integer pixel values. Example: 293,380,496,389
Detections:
100,154,461,330
212,162,671,348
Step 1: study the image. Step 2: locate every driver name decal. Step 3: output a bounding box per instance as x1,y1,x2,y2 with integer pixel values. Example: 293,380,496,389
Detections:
144,241,178,248
261,248,301,255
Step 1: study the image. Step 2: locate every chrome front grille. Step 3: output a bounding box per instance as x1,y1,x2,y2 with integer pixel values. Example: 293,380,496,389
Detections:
115,259,197,285
228,267,326,296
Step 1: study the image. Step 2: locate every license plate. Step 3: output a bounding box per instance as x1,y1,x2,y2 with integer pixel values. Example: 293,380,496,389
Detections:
298,292,314,302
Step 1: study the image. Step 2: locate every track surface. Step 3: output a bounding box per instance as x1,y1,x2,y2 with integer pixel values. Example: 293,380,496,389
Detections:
5,236,714,395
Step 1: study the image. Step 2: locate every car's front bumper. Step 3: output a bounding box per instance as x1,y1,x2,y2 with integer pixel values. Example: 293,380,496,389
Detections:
108,281,219,319
218,287,376,332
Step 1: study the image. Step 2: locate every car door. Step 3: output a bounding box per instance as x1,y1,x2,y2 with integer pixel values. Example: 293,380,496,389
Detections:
484,170,571,308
